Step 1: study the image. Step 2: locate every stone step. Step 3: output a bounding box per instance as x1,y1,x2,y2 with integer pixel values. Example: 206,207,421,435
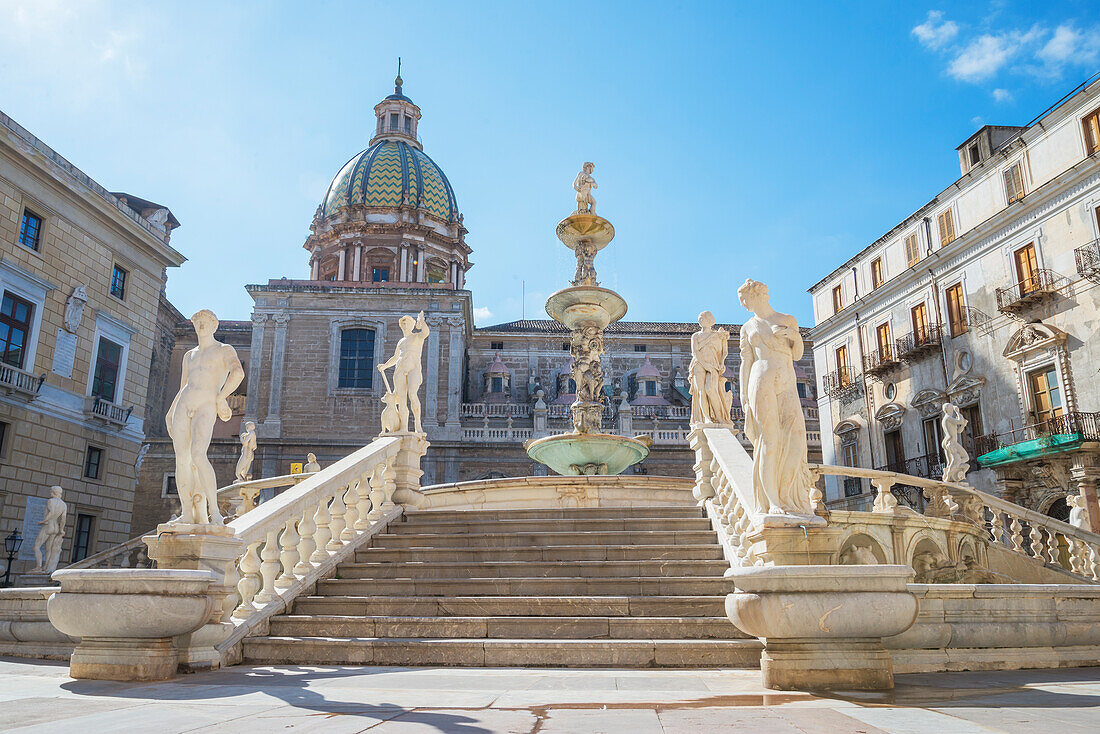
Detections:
337,559,731,579
372,530,717,549
241,636,763,668
407,506,703,521
291,595,727,618
355,544,724,563
317,576,731,597
392,517,713,534
268,615,750,640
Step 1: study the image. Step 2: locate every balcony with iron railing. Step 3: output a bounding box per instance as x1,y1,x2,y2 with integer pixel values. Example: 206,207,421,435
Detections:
0,362,44,399
895,324,943,363
822,367,863,400
84,396,133,428
862,347,901,379
1076,239,1100,284
995,269,1064,314
975,411,1100,467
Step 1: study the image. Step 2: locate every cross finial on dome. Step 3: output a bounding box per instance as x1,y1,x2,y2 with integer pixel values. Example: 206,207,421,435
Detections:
395,57,403,96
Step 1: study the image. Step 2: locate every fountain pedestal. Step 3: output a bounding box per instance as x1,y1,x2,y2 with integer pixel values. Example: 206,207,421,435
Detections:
525,174,650,476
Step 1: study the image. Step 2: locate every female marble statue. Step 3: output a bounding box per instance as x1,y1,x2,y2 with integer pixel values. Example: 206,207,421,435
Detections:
235,421,257,483
574,162,597,214
737,279,815,517
940,403,970,484
689,311,733,425
31,486,66,574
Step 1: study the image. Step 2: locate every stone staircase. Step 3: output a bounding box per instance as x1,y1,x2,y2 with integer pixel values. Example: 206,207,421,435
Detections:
242,505,761,667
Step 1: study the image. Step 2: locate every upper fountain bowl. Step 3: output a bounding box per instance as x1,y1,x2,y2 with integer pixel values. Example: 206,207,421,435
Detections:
556,213,615,252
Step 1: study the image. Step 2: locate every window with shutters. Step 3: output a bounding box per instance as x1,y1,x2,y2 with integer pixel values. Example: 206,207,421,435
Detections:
1084,106,1100,156
945,282,967,337
904,233,921,267
870,258,884,289
91,337,123,402
835,345,849,385
832,285,843,314
911,303,929,340
937,210,956,247
1014,243,1039,295
1004,163,1025,204
875,323,891,359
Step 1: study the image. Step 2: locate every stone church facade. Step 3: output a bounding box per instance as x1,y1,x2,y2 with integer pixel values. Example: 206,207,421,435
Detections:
133,77,822,532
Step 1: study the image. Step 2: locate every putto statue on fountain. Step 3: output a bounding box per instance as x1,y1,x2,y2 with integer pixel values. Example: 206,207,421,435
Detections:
738,279,817,521
573,162,597,214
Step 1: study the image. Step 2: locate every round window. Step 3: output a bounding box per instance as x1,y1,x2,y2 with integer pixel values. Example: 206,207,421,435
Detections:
883,382,897,400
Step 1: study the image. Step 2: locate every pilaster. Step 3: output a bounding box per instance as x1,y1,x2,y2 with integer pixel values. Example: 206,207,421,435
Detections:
243,313,268,423
445,316,464,430
264,313,290,436
424,316,442,429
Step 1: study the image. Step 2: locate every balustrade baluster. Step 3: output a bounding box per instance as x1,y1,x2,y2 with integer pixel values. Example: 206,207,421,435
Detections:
1089,545,1100,582
1009,516,1024,552
355,471,374,530
1070,539,1087,576
1045,530,1062,567
341,481,360,541
254,528,282,605
990,511,1006,547
1029,524,1044,559
276,518,300,590
222,558,241,622
327,486,348,550
311,495,332,563
295,508,316,574
380,459,398,512
367,463,386,521
233,541,262,619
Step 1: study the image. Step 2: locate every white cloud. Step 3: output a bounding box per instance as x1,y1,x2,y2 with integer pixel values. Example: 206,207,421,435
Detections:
947,29,1041,82
912,10,959,50
1036,24,1100,73
473,306,493,324
992,88,1013,103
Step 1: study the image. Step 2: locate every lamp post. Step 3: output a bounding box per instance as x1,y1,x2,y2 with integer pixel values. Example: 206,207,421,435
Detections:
2,530,22,588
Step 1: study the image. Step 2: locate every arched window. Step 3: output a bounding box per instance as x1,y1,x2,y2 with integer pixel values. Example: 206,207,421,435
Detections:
426,258,447,284
338,328,375,388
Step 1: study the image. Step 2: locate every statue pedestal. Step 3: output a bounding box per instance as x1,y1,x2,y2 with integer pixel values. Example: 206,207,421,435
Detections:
16,572,55,588
726,565,917,690
743,524,843,567
385,431,430,510
144,524,243,671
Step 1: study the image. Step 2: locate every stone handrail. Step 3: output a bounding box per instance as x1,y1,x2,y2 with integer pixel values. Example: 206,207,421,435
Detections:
223,436,403,625
810,463,1100,582
64,534,151,571
216,472,317,519
690,427,760,567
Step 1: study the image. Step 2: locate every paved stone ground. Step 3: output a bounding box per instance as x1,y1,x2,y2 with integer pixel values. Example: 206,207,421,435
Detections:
1,658,1099,733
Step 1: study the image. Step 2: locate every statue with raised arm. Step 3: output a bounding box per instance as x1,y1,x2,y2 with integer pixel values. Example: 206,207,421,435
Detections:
378,311,430,434
574,162,597,214
941,403,970,484
689,311,734,426
737,279,815,518
165,310,245,525
235,421,257,483
31,486,66,573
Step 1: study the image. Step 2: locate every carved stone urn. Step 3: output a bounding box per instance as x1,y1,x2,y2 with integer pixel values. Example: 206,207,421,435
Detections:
48,569,219,681
725,564,917,690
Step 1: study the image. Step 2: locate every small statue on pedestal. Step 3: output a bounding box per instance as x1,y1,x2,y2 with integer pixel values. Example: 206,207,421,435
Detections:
235,421,257,483
940,403,971,484
305,453,321,473
689,311,733,426
31,486,67,574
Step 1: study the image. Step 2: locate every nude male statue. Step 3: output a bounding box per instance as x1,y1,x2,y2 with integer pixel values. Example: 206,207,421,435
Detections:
574,162,597,214
377,311,431,434
572,240,598,286
166,310,245,525
31,486,66,573
689,311,733,425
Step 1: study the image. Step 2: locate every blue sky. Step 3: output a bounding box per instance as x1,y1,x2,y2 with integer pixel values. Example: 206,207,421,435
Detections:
1,1,1098,327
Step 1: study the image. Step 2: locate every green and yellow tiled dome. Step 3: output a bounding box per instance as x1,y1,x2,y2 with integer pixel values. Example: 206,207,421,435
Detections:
321,140,459,221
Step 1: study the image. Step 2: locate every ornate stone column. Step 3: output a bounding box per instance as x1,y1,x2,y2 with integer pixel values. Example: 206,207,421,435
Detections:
352,245,362,282
243,313,268,423
445,316,464,430
424,315,442,430
1071,455,1100,533
264,313,290,435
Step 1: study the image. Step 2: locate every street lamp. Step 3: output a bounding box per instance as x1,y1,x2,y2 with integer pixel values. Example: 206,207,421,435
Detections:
2,530,22,588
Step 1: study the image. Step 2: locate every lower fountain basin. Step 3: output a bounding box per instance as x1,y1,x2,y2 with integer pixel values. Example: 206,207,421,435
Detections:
525,432,650,476
546,286,628,330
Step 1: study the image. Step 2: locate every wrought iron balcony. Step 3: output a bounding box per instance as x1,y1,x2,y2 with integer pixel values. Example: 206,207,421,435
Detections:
1076,239,1100,284
0,362,44,400
895,325,943,362
842,476,864,497
949,306,993,337
85,396,133,428
822,367,863,400
903,453,945,481
862,347,901,379
976,412,1100,467
995,269,1063,314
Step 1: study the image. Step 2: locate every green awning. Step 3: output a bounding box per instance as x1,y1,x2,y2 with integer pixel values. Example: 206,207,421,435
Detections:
976,432,1083,467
